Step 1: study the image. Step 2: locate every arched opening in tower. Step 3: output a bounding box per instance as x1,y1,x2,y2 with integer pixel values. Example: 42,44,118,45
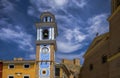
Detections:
43,29,49,39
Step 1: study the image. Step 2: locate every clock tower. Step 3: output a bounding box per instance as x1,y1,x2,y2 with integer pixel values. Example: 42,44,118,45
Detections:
35,12,58,78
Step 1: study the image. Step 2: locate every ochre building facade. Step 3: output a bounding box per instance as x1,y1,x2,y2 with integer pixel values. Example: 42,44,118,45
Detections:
2,58,36,78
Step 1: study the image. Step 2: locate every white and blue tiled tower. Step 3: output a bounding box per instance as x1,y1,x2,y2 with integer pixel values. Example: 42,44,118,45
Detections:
35,12,58,78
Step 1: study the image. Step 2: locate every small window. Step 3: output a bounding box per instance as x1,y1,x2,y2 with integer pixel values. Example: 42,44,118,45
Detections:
43,17,48,22
24,76,29,78
47,17,51,22
102,55,107,64
43,16,52,22
106,36,109,40
9,76,14,78
55,67,60,76
118,47,120,52
89,64,93,71
9,64,14,69
50,17,53,22
42,29,49,39
24,64,30,68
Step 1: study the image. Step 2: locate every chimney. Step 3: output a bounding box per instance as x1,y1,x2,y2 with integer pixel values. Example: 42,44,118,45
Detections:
14,58,24,61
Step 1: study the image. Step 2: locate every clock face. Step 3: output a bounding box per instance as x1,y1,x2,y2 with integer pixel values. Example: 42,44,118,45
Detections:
40,46,50,60
42,47,49,54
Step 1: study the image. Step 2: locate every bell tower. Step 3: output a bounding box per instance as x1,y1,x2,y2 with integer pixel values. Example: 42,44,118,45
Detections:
35,12,58,78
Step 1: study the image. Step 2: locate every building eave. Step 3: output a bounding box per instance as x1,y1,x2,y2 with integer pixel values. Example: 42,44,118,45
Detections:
3,60,35,64
84,32,109,58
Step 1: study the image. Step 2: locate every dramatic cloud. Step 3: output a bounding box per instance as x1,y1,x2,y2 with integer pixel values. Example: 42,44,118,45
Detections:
54,0,68,6
0,0,15,12
57,28,86,53
0,26,34,52
72,0,86,8
63,28,86,42
57,41,82,53
87,14,109,37
28,0,87,17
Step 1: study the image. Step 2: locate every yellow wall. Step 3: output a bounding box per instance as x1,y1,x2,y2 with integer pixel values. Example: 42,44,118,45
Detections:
2,63,36,78
60,68,63,78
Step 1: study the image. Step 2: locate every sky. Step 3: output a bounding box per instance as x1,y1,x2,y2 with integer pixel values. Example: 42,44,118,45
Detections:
0,0,111,64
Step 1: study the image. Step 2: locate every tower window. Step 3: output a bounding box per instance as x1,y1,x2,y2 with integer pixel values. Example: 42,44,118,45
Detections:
43,17,47,22
8,64,14,69
42,29,49,39
24,64,30,68
48,17,52,22
89,64,93,71
118,47,120,52
43,16,52,22
45,17,48,22
102,55,107,64
55,67,60,76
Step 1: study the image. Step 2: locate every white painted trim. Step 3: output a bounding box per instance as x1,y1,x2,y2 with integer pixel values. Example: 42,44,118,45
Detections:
40,28,42,40
51,28,53,40
52,28,54,40
49,28,52,39
39,28,40,40
37,28,39,40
